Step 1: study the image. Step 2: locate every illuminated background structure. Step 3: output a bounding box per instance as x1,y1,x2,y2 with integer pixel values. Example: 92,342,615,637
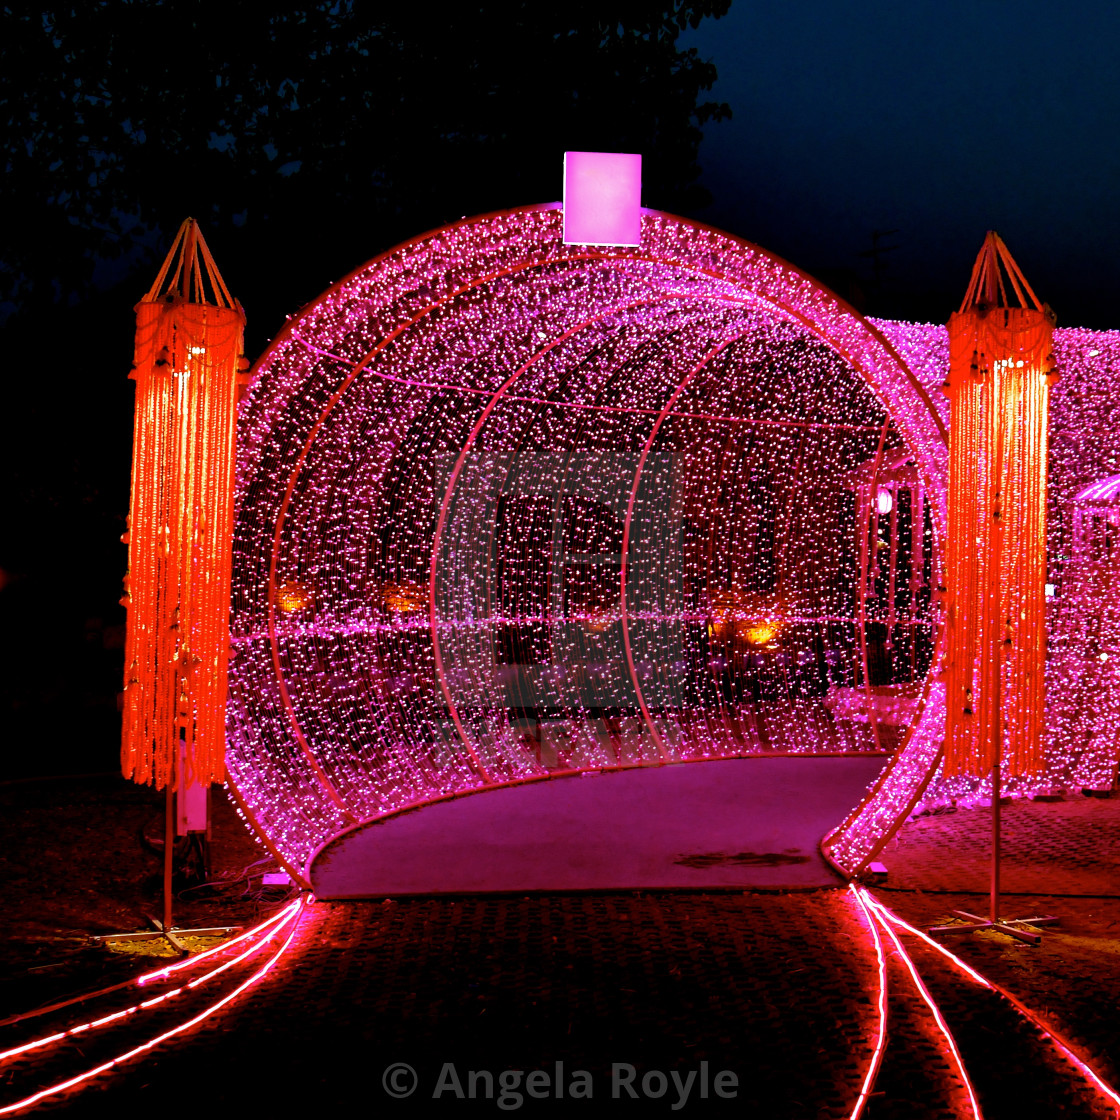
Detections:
222,203,1120,889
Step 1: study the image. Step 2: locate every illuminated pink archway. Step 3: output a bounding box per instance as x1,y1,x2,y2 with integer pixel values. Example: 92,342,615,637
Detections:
226,204,949,885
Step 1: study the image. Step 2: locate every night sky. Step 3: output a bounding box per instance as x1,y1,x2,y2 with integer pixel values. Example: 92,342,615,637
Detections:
681,0,1120,328
3,0,1120,778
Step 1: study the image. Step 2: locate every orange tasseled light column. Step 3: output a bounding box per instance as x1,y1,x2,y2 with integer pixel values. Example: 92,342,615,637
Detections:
943,232,1055,780
121,219,247,791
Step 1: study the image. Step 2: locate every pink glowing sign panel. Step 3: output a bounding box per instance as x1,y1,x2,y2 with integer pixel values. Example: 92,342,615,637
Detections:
563,151,642,246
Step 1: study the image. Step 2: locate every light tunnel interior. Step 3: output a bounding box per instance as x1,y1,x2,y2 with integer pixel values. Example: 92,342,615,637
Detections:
226,208,941,873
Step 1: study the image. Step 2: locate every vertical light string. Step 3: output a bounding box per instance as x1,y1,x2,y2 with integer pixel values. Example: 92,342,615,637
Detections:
122,220,245,791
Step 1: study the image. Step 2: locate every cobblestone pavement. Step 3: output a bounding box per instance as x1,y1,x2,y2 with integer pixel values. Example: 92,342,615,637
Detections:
879,796,1120,895
8,892,883,1117
4,886,1117,1118
3,786,1120,1118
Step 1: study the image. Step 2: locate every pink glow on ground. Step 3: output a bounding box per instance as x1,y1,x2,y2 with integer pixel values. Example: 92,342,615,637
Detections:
309,757,884,896
563,152,642,246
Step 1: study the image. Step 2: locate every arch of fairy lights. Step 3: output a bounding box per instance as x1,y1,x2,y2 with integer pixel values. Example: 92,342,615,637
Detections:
226,203,951,884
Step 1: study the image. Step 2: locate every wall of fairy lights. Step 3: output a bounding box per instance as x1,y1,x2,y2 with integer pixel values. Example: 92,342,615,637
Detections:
827,321,1120,874
226,204,951,876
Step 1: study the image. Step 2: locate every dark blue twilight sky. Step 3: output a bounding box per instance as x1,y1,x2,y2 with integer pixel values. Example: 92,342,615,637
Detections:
679,1,1120,328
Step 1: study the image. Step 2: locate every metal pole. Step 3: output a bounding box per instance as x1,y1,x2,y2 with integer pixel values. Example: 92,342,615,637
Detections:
991,758,1001,924
163,782,174,935
990,484,1003,927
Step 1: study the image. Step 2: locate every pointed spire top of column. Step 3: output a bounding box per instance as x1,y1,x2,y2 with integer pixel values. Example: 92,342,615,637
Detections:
958,231,1045,315
142,218,238,308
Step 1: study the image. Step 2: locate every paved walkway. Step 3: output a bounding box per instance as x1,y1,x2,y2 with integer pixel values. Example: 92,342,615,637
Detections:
3,884,1117,1118
311,756,886,896
878,796,1120,896
4,784,1120,1117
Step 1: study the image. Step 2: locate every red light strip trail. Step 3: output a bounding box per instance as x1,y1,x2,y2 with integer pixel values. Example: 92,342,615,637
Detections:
0,898,301,1031
0,897,308,1116
138,897,302,984
859,892,991,988
863,891,984,1119
0,898,303,1064
860,890,1120,1113
847,885,889,1120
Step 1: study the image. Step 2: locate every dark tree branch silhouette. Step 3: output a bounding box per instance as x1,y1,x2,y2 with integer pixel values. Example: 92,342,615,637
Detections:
0,0,730,778
2,1,731,326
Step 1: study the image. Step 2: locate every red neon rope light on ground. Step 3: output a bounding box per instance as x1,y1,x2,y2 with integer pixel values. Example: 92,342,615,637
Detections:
860,891,992,988
862,891,1120,1112
0,899,304,1064
0,898,302,1031
139,897,302,983
986,982,1120,1112
0,897,308,1116
847,885,889,1120
862,892,984,1120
